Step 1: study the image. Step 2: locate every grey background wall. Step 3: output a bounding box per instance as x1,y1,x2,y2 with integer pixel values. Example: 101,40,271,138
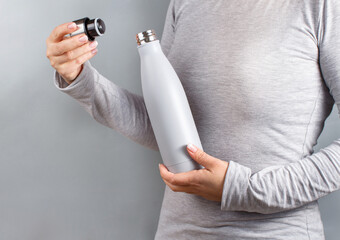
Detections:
0,0,339,239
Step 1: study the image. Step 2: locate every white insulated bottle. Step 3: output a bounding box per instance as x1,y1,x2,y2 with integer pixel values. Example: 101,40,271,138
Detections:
136,29,203,173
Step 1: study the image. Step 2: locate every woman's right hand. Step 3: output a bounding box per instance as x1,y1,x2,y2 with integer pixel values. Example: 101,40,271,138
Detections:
46,22,98,84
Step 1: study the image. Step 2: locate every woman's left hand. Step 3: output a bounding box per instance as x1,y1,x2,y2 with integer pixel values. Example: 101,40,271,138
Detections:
159,143,229,202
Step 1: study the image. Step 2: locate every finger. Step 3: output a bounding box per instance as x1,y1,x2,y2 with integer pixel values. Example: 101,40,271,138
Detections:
71,47,98,66
187,143,218,169
57,49,97,78
48,22,77,43
159,164,200,186
52,40,98,64
159,163,176,183
49,34,90,56
162,178,195,193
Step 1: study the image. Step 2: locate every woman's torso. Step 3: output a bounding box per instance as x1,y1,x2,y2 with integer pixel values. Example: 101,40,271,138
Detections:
155,0,334,239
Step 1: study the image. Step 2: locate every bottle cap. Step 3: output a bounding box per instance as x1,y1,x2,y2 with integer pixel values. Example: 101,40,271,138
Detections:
136,29,157,46
87,18,106,40
67,17,106,41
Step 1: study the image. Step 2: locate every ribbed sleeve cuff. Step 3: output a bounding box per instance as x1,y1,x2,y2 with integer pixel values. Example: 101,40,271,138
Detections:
220,161,252,211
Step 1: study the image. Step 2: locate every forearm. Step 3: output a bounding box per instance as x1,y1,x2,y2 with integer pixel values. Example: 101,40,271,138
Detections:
54,61,158,151
221,138,340,214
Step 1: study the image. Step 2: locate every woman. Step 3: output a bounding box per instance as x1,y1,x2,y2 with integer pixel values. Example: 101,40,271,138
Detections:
46,0,340,239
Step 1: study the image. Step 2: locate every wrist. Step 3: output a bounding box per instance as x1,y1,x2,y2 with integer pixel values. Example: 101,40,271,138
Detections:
63,64,84,84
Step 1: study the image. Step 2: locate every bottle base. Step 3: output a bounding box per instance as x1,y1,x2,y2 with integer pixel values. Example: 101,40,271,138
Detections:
167,160,203,174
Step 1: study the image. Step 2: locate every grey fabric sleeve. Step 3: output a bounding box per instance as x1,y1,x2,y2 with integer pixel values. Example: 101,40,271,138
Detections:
54,0,176,151
221,0,340,214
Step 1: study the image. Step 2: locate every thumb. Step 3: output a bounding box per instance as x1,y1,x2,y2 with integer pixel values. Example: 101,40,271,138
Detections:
187,143,217,169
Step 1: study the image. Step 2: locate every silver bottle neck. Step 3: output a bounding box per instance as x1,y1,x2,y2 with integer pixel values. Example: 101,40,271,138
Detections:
136,29,157,46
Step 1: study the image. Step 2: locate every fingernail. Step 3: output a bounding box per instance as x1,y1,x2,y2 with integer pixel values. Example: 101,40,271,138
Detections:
79,35,88,42
90,41,98,48
91,48,98,54
68,23,76,29
187,143,197,153
158,163,161,168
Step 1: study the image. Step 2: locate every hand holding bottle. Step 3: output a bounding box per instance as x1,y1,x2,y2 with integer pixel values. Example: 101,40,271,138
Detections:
46,22,98,83
159,143,229,202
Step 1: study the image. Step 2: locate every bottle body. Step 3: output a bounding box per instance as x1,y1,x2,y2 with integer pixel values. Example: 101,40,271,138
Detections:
137,40,203,173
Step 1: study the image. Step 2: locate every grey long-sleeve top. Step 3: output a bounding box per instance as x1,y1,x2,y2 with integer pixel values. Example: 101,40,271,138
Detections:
54,0,340,239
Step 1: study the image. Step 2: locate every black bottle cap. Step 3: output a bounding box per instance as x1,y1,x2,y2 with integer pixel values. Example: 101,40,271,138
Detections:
87,18,106,40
